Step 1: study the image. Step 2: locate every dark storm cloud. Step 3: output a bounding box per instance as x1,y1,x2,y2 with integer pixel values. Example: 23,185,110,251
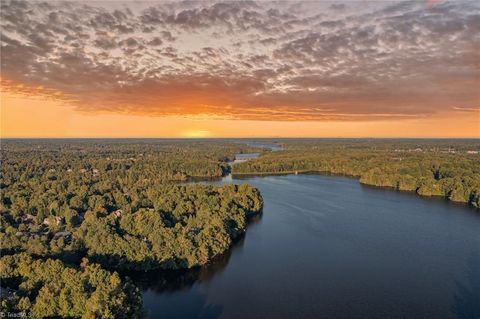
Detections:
1,0,479,121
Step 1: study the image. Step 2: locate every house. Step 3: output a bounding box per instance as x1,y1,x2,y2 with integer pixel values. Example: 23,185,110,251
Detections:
42,216,64,226
21,214,34,223
112,209,123,218
54,231,72,241
55,216,64,225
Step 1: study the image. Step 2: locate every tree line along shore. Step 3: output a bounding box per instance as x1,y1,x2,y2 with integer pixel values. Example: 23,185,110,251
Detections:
1,139,478,318
233,140,480,208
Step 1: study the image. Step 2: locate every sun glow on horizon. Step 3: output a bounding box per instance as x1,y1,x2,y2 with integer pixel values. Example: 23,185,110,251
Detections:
1,93,479,139
182,130,211,138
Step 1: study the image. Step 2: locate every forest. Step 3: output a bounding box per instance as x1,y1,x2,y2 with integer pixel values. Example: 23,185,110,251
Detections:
233,139,480,208
1,138,479,318
0,140,263,318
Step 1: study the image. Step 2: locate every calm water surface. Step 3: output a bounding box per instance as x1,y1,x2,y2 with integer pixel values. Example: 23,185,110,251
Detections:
138,174,480,319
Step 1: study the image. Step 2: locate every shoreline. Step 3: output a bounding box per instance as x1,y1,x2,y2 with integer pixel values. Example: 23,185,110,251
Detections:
231,169,479,210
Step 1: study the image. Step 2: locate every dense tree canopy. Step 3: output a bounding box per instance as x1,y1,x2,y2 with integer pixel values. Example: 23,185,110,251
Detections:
0,140,263,317
78,183,262,271
0,253,143,319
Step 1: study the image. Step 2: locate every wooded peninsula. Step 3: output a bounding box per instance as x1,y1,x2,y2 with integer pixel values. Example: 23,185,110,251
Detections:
1,139,478,318
0,140,263,318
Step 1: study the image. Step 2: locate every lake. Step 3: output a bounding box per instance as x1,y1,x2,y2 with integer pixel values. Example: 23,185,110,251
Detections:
233,153,259,163
138,174,480,319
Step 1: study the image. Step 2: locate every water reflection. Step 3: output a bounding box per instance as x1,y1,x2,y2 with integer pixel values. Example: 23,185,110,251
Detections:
142,285,224,319
129,213,262,293
131,238,242,293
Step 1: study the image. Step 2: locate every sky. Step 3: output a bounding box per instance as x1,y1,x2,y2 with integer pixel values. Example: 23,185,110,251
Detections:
0,0,479,138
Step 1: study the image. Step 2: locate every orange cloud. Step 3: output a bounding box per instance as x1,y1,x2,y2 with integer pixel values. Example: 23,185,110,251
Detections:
0,78,73,102
2,93,479,138
1,0,479,125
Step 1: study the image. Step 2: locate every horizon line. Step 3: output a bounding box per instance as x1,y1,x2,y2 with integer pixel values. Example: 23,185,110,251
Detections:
1,137,479,140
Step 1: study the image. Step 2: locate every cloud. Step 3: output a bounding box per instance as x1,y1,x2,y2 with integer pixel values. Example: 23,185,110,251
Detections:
1,0,479,121
329,4,346,11
95,37,118,50
453,107,480,113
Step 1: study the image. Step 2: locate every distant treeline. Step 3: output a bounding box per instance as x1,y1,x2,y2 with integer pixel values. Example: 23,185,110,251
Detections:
0,140,263,318
233,140,480,208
